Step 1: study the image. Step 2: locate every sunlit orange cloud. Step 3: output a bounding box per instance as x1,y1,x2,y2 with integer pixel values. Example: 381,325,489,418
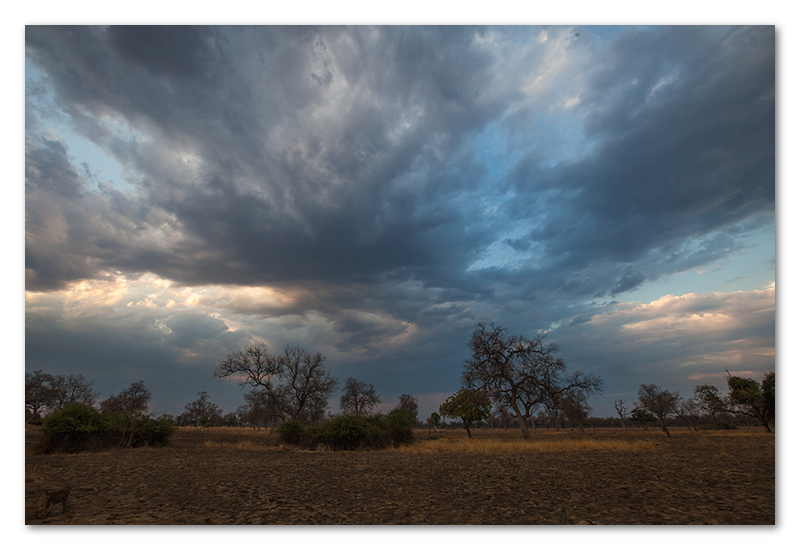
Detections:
588,284,775,341
25,271,132,317
25,272,297,318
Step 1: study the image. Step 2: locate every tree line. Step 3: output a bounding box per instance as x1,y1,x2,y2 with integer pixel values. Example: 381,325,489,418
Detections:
26,322,775,449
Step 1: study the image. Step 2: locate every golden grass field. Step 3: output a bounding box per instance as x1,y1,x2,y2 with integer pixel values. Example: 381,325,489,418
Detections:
26,425,775,525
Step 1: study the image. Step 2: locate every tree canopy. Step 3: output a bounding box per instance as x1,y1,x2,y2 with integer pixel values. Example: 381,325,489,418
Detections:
439,387,492,438
462,322,602,439
340,377,381,416
635,384,679,437
214,344,337,423
100,380,152,415
177,391,224,427
725,371,775,432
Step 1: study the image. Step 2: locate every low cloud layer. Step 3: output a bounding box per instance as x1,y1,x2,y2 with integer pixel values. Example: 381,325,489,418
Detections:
25,26,775,417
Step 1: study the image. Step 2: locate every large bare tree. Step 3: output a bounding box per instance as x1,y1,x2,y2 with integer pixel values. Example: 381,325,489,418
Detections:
26,371,99,423
462,322,602,439
52,373,99,409
214,345,337,423
340,377,381,416
100,380,152,415
25,370,59,422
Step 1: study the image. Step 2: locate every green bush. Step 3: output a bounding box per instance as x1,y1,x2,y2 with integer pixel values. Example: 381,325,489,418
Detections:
276,420,307,446
41,402,110,453
40,403,174,453
278,412,416,451
316,415,384,450
105,412,174,448
384,409,416,446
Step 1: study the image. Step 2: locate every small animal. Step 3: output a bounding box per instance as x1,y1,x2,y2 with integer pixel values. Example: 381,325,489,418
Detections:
34,487,71,518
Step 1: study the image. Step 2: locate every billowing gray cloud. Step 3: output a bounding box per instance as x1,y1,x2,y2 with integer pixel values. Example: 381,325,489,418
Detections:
25,26,775,418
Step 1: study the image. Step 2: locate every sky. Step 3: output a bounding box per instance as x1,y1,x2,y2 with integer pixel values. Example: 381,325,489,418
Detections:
23,24,776,421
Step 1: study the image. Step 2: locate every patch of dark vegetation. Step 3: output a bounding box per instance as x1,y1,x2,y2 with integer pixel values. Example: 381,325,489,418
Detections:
40,403,174,453
277,409,416,450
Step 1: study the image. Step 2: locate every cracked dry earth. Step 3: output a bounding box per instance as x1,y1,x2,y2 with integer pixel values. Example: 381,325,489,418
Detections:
25,427,775,525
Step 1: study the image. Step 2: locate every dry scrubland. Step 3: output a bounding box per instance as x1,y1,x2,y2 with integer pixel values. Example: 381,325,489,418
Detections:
25,425,774,525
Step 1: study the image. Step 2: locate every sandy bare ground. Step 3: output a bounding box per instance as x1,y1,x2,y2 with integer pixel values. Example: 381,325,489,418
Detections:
25,426,774,525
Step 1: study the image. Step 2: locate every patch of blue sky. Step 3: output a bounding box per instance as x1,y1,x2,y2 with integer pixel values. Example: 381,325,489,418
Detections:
26,59,135,193
615,221,775,305
472,122,523,194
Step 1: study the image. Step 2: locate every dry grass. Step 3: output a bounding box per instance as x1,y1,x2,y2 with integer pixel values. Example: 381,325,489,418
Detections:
201,439,271,450
26,465,45,483
394,436,656,454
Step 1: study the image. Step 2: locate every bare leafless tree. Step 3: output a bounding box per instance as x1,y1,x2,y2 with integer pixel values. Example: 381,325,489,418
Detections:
214,344,338,423
52,374,99,409
396,393,419,419
177,391,224,427
100,380,152,415
694,384,726,427
463,323,602,439
613,398,628,431
675,397,700,431
340,377,381,416
25,370,59,422
238,388,281,429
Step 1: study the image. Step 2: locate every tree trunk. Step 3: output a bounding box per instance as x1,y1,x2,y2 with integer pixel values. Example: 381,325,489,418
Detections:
659,417,671,438
510,402,530,440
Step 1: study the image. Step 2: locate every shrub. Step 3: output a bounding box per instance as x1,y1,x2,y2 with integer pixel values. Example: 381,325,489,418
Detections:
384,409,416,446
315,415,383,450
40,403,174,453
105,412,175,448
276,420,307,446
41,402,110,453
278,412,416,451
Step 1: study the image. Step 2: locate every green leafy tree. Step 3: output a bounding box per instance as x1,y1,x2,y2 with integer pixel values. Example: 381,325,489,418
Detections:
725,371,775,432
427,411,441,431
439,388,492,438
635,384,679,437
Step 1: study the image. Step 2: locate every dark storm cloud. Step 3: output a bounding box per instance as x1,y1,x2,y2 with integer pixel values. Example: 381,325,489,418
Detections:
25,26,515,297
503,26,774,301
24,26,775,417
107,26,228,82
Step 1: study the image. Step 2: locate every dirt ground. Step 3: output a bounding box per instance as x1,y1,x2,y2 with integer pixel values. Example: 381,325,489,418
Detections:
25,425,775,525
